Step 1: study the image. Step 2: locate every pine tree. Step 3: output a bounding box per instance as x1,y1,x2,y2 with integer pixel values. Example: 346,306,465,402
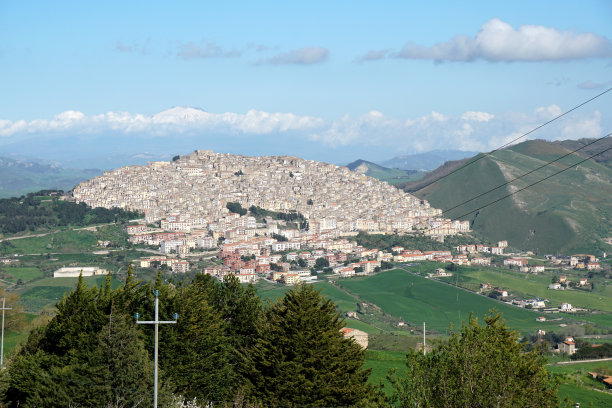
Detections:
90,306,162,407
211,274,262,391
389,313,558,408
158,274,235,402
252,284,374,407
4,275,111,407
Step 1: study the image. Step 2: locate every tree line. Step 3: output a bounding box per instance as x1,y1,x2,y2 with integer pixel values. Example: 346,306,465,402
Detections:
0,190,142,234
0,269,558,407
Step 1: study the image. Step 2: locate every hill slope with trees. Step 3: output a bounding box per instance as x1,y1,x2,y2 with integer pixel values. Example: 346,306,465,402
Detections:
0,190,142,235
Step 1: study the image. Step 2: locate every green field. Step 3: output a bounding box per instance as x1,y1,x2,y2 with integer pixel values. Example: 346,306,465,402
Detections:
5,230,99,254
1,266,44,283
336,269,570,335
547,360,612,375
557,383,612,406
256,280,360,311
364,350,407,394
15,275,122,312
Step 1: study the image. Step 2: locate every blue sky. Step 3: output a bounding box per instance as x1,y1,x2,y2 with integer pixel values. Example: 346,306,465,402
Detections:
1,1,611,167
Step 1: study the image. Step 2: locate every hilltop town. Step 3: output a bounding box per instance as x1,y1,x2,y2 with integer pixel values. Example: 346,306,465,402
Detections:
73,150,469,237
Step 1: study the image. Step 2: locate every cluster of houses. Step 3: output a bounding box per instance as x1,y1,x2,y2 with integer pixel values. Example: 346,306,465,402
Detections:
548,275,589,290
478,282,580,313
208,235,384,284
394,245,496,266
455,241,507,255
545,254,601,270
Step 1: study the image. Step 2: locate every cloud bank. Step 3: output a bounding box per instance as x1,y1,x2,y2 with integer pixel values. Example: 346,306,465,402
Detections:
362,18,612,62
0,106,602,157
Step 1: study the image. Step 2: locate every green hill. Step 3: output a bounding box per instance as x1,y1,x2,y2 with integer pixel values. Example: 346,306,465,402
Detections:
402,139,612,254
346,159,423,185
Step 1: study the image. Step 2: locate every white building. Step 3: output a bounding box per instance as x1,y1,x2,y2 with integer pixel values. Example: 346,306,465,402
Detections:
54,266,108,278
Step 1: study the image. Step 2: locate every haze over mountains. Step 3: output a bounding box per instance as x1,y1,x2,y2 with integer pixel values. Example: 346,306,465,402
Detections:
0,156,101,198
380,150,477,171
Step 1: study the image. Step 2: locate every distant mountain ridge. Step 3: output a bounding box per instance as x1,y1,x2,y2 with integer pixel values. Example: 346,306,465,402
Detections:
0,156,101,198
345,159,423,185
400,139,612,254
381,150,477,171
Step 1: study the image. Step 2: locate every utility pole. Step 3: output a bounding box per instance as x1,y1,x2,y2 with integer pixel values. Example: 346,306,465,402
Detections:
1,297,12,369
423,321,426,356
135,290,178,408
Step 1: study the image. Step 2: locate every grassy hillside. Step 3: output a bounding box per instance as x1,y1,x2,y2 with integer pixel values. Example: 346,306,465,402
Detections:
406,140,612,254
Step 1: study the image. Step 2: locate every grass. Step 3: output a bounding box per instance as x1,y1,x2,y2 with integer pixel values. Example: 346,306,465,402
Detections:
547,360,612,375
16,276,122,313
364,350,407,394
557,382,612,406
7,230,99,254
345,319,384,333
337,269,568,335
2,266,44,283
255,280,359,312
3,329,32,357
368,333,422,351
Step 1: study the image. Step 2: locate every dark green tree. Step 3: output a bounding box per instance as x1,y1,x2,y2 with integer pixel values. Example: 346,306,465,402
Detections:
389,313,558,408
211,275,263,392
226,202,247,216
5,277,150,407
89,307,165,407
252,284,374,407
314,257,330,269
158,275,234,402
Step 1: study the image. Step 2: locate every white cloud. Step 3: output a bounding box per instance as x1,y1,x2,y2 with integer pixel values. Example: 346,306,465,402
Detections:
561,111,602,139
534,105,563,120
395,18,612,62
461,111,494,122
0,106,603,156
257,47,329,65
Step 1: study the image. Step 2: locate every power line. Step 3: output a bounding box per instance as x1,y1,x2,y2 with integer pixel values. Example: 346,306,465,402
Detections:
412,86,612,193
440,132,612,216
449,138,612,223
